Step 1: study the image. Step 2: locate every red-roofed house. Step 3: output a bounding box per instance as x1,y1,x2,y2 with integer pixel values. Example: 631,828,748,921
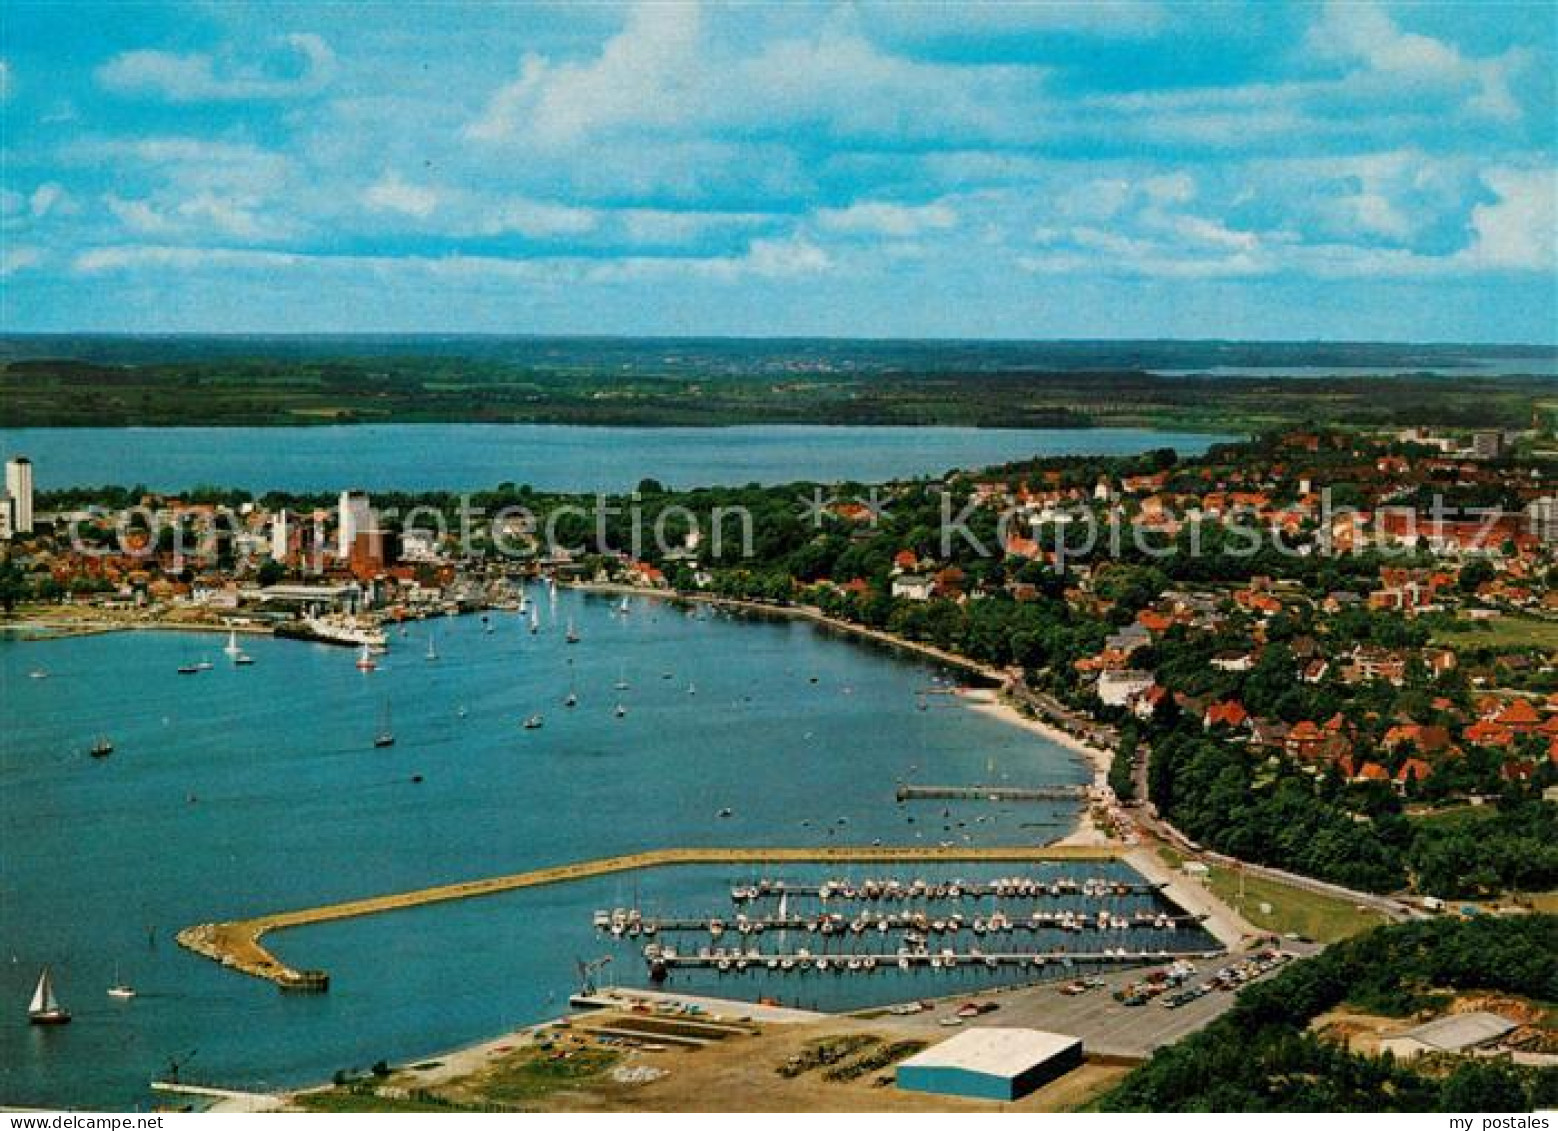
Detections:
1203,700,1250,731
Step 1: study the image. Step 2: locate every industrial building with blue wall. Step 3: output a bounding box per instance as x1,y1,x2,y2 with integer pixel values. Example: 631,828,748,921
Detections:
896,1028,1084,1102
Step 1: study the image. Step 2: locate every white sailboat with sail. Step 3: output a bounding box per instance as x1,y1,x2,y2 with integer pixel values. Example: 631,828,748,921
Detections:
28,967,70,1025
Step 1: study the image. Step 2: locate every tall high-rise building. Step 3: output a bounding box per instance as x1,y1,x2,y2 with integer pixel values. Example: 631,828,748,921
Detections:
5,457,34,534
271,508,292,561
1472,430,1504,460
338,490,371,558
1527,497,1558,544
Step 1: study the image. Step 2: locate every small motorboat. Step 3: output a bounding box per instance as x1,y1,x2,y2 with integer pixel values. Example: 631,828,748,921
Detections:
355,644,377,671
614,703,627,718
523,714,544,730
89,736,114,759
234,653,255,666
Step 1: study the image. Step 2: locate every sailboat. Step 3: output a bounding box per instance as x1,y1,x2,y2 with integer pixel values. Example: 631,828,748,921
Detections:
374,701,395,748
614,665,630,692
565,617,580,644
223,630,241,658
28,967,70,1025
614,703,627,718
355,643,377,671
425,631,439,662
617,597,631,616
89,736,114,759
523,713,544,729
107,964,136,1000
529,608,540,635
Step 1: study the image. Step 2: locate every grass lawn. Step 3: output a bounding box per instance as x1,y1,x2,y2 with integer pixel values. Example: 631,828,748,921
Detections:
1432,615,1558,652
293,1089,471,1114
468,1045,621,1107
1205,865,1389,943
1155,845,1386,942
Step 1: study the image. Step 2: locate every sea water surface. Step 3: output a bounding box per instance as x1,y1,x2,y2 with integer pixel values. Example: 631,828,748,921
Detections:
0,591,1139,1109
0,424,1228,493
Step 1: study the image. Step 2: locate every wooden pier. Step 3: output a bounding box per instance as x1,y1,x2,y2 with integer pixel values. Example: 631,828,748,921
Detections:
176,843,1119,991
650,948,1217,972
603,912,1206,935
728,878,1164,900
894,784,1088,802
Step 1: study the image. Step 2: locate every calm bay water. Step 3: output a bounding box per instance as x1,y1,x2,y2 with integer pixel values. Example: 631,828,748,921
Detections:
0,591,1176,1109
0,424,1227,493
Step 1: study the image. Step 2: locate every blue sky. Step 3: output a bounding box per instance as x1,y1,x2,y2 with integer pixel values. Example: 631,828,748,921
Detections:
1,1,1554,340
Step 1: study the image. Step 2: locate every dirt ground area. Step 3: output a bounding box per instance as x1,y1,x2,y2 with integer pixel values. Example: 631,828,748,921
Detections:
344,1010,1130,1113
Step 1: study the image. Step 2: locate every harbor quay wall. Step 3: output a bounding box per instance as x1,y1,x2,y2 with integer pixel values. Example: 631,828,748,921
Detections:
177,844,1123,989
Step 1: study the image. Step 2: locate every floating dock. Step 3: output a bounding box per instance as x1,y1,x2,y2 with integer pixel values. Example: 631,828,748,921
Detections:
727,877,1164,901
895,785,1088,802
597,912,1206,936
646,948,1217,972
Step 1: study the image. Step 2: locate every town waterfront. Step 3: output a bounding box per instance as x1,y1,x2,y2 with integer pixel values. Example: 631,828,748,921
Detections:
0,425,1228,493
0,589,1105,1109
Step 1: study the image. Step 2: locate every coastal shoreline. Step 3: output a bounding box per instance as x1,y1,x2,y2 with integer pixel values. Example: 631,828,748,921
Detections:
573,581,1120,837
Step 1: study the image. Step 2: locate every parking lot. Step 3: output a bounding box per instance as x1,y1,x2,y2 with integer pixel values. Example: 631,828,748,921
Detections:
882,941,1319,1058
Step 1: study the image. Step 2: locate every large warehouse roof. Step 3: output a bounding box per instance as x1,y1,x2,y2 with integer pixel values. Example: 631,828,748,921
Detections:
1393,1011,1515,1052
898,1028,1080,1077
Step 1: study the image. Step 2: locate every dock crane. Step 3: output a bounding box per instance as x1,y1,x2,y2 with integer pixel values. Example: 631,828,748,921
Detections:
575,955,613,996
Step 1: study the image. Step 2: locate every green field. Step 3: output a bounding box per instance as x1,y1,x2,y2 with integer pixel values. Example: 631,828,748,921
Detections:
1206,865,1390,942
1158,848,1388,943
1432,615,1558,652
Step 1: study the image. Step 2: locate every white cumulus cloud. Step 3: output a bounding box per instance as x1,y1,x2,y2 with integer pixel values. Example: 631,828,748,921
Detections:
96,33,336,102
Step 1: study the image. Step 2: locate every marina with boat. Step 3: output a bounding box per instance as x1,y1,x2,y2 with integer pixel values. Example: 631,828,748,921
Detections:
4,583,1108,1107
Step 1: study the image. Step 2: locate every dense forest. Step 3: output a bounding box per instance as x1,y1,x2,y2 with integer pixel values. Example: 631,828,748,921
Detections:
1100,915,1558,1112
